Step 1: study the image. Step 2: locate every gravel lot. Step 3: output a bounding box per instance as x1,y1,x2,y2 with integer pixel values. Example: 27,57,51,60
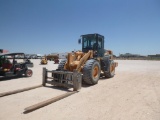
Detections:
0,60,160,120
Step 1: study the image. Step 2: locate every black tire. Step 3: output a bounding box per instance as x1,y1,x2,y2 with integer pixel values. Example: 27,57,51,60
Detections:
104,60,115,78
82,59,101,85
53,59,67,82
25,69,33,77
58,59,67,70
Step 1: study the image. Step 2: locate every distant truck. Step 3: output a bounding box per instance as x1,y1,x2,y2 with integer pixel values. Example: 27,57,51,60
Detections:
46,54,59,61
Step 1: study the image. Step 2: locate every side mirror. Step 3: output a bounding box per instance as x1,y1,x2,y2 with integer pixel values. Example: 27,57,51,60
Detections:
78,39,81,44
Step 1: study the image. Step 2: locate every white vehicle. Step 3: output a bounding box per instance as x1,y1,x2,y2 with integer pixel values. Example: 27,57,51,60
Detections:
36,54,43,59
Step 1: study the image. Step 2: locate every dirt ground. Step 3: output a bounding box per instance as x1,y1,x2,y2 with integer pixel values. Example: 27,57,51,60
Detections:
0,60,160,120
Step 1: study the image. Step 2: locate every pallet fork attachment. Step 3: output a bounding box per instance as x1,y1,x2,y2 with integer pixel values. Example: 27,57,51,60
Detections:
42,67,82,91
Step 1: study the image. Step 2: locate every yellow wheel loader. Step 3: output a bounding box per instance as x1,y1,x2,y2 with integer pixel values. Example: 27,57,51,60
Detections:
43,33,118,91
40,56,48,65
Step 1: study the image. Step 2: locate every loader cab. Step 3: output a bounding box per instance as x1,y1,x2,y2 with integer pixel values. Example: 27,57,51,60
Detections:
81,33,105,57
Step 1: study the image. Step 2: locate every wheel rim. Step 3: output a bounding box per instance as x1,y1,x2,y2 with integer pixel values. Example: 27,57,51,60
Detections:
93,66,99,78
27,70,32,76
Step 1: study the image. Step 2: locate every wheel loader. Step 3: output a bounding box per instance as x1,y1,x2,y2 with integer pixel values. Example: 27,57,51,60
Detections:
40,56,48,65
43,33,118,91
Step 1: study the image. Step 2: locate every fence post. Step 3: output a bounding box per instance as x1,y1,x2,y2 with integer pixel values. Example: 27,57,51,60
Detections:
42,67,47,86
73,70,82,91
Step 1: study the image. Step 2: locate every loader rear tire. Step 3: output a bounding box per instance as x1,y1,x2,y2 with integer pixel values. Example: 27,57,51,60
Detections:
58,59,67,70
104,60,115,78
82,59,101,85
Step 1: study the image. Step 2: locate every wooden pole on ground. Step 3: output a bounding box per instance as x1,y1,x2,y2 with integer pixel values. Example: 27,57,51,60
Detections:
42,67,47,86
24,91,78,113
0,84,42,97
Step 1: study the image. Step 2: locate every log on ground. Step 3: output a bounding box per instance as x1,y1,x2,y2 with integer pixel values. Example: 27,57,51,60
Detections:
24,91,78,113
0,84,43,97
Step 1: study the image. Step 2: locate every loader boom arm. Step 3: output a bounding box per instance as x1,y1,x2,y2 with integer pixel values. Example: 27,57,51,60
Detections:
64,50,93,72
76,50,93,72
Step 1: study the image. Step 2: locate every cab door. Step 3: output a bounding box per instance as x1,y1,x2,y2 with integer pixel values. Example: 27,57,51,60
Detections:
97,35,104,57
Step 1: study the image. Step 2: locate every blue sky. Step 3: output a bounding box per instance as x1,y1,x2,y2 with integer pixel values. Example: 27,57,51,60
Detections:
0,0,160,56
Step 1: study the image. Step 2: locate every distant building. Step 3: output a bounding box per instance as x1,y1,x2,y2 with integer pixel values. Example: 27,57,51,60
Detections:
50,52,68,59
50,53,59,55
59,52,68,59
118,53,147,59
119,53,141,58
148,54,160,60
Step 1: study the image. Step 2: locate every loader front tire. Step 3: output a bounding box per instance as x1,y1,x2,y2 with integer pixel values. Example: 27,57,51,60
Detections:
83,59,101,85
